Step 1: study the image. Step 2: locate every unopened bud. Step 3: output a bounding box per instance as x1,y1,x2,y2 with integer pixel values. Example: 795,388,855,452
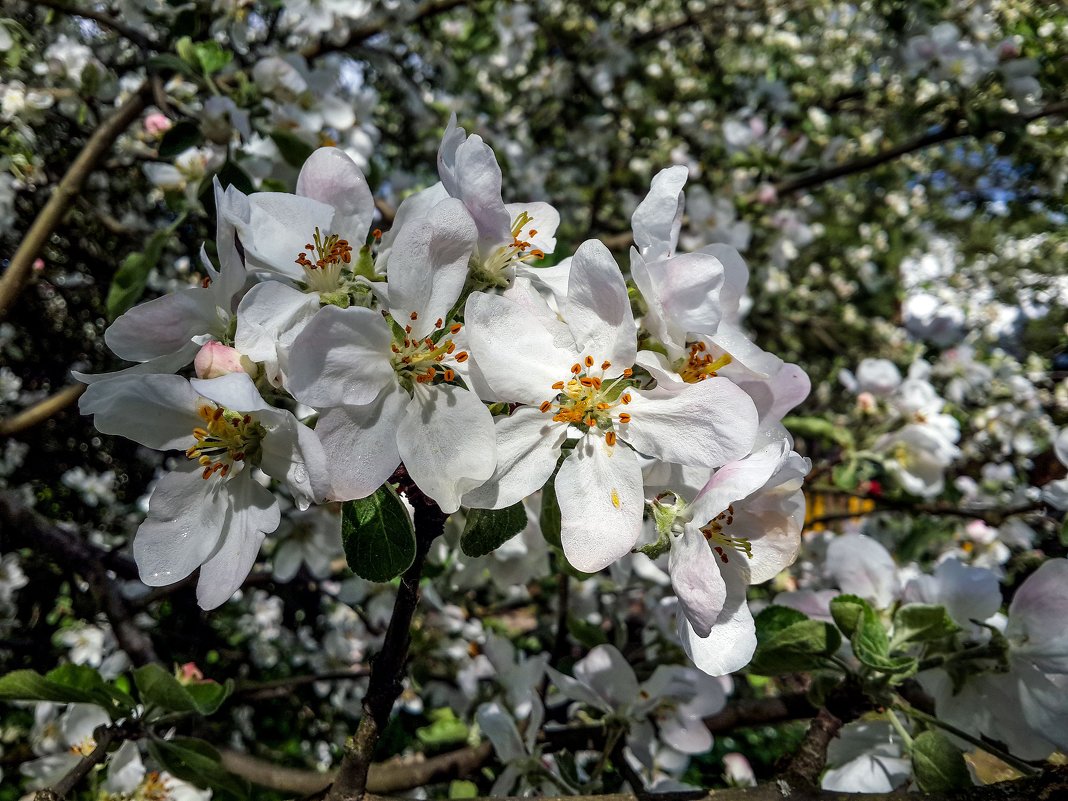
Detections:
144,112,173,137
194,342,256,379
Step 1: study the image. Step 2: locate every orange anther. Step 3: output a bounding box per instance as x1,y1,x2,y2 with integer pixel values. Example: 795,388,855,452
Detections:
410,311,418,321
584,355,594,368
551,381,565,390
455,352,469,363
620,393,631,404
450,323,462,334
605,431,617,446
571,363,582,374
618,412,631,424
622,368,633,378
539,401,552,412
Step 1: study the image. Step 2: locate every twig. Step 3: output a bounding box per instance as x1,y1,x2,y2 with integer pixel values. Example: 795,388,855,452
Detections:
780,707,842,791
0,383,85,437
33,723,122,800
773,99,1068,197
325,490,446,801
28,0,158,50
0,83,151,318
233,668,371,701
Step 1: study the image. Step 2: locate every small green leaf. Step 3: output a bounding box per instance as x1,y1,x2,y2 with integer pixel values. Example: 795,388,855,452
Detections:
829,594,869,637
106,227,171,319
749,606,842,675
460,503,527,557
203,159,254,197
783,415,854,448
270,129,316,169
341,483,416,582
157,119,202,159
848,601,916,676
147,737,249,799
539,480,562,549
192,40,232,75
133,664,231,716
416,708,469,747
567,613,608,649
892,604,960,647
911,730,972,792
449,780,478,799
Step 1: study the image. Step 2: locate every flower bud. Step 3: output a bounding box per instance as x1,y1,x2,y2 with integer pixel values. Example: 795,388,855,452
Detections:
195,342,257,379
144,112,173,137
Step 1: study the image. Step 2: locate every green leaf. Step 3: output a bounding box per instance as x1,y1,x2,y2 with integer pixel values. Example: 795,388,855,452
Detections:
133,664,231,716
449,780,478,799
270,129,316,169
749,606,842,675
892,604,960,647
567,612,608,649
460,503,527,557
192,41,232,75
416,708,468,747
783,415,854,448
848,601,917,676
829,594,869,638
106,227,171,319
203,159,254,197
539,480,561,549
147,53,200,80
341,483,416,582
157,119,201,159
911,730,972,792
0,666,132,717
147,737,249,799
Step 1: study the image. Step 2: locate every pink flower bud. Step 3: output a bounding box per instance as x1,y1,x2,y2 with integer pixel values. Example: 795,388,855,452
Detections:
176,661,205,683
195,342,252,379
756,183,778,205
856,391,876,413
144,113,173,137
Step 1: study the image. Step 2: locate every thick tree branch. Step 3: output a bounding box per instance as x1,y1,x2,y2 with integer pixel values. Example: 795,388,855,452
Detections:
773,99,1068,197
0,383,85,437
326,490,447,801
28,0,158,50
0,83,151,318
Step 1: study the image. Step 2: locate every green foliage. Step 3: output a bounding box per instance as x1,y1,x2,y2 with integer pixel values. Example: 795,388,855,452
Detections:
416,708,469,748
749,606,842,675
270,129,316,169
157,119,202,159
830,595,916,677
0,665,133,718
133,664,233,718
341,483,416,582
147,737,250,799
891,604,960,647
106,226,173,320
460,502,527,557
911,730,972,792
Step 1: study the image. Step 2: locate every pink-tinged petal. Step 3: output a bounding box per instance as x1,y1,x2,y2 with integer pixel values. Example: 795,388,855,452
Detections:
105,287,223,363
134,469,227,585
463,407,568,509
314,386,407,502
565,239,637,373
505,201,559,255
556,435,643,573
258,409,331,509
622,379,758,468
669,530,725,637
1007,558,1068,673
387,197,477,339
397,383,496,514
689,440,789,524
196,474,279,609
234,281,321,388
244,193,335,279
632,165,687,260
287,305,395,408
191,372,270,412
80,374,200,451
296,146,374,241
464,291,577,406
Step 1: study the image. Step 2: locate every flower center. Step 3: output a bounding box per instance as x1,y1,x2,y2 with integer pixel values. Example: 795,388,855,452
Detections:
185,401,266,479
390,314,469,388
475,210,546,286
295,227,353,293
676,341,732,384
700,505,753,563
540,357,634,444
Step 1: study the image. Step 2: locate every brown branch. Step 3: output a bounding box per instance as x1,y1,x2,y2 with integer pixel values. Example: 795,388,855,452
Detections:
302,0,470,59
33,723,122,800
28,0,157,51
326,489,447,801
773,99,1068,197
781,707,843,791
233,668,371,701
805,488,1046,529
0,383,85,437
0,83,150,317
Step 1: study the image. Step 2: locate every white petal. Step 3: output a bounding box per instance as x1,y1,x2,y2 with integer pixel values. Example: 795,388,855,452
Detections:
196,474,279,609
313,386,407,501
623,379,758,468
244,193,336,279
689,440,789,524
825,533,901,609
296,147,374,241
678,590,757,677
397,383,496,514
387,197,477,339
564,239,637,372
80,374,200,451
505,201,559,255
462,408,567,509
572,644,641,711
287,305,395,408
464,290,577,406
556,435,643,573
475,702,527,762
133,469,227,586
1007,558,1068,673
632,165,687,260
258,409,331,509
234,282,321,387
191,372,270,412
377,183,450,269
453,134,511,242
105,287,222,363
669,529,726,637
